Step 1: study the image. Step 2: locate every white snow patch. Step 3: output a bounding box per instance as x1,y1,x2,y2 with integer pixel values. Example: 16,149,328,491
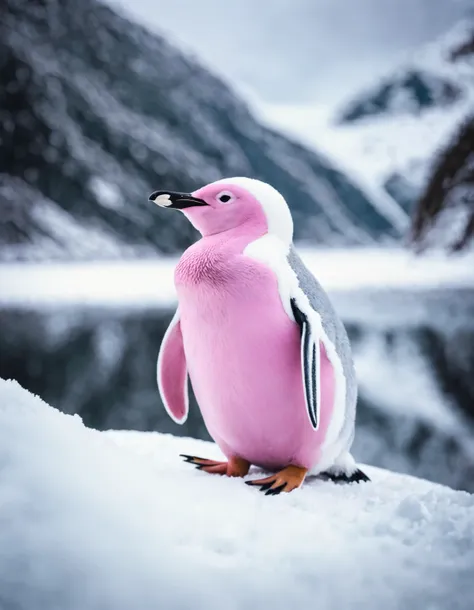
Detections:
1,377,473,610
0,259,177,308
0,248,472,307
88,176,124,210
255,96,472,203
297,247,474,291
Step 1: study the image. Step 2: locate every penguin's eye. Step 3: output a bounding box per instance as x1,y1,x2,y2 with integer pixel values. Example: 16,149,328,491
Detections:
216,190,234,204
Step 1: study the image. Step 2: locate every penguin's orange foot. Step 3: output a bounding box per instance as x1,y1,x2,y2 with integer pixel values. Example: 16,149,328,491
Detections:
180,455,250,477
246,465,308,496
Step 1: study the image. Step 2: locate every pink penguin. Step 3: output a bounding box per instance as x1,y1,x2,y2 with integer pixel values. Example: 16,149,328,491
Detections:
149,178,369,495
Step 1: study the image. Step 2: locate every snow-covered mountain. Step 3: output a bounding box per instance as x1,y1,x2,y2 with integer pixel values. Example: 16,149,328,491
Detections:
0,0,405,262
323,21,474,211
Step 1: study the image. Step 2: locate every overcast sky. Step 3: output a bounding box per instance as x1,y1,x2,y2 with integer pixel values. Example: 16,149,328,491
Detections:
111,0,471,106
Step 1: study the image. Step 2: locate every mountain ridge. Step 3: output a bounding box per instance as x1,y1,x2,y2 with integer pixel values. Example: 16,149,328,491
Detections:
318,20,474,212
0,0,402,261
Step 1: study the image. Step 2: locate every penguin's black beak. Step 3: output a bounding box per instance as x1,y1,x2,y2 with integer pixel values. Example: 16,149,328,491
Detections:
148,190,208,210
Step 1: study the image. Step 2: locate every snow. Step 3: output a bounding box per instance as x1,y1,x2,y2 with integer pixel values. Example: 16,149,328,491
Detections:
88,176,124,211
0,259,176,308
0,248,472,308
0,176,149,262
257,93,471,202
1,377,473,610
297,247,474,291
318,100,472,194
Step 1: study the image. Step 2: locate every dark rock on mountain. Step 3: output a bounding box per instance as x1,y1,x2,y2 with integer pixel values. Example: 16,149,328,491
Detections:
0,0,401,262
411,114,474,251
450,28,474,61
337,23,474,126
338,69,462,124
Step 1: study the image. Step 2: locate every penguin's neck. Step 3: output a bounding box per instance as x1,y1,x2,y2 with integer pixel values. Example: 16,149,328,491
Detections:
175,227,266,288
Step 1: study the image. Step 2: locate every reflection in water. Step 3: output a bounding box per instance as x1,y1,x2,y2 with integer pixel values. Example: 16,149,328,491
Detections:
1,286,474,492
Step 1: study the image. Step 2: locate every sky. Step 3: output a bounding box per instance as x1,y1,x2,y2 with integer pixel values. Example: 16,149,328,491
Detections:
109,0,471,107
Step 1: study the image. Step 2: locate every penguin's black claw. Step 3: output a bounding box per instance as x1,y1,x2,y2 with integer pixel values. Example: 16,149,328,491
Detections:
265,483,287,496
179,454,221,467
352,469,371,483
246,479,287,495
245,479,273,492
323,468,371,484
246,466,306,495
181,454,250,477
180,454,197,463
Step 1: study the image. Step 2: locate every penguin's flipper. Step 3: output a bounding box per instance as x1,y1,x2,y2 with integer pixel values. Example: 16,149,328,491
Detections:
157,309,189,424
290,298,321,430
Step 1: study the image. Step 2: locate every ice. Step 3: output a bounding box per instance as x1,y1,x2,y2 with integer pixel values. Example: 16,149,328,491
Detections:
0,248,472,308
0,377,473,610
0,259,177,308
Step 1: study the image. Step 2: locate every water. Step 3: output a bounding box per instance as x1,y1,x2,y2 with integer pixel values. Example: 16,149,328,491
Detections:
1,264,473,491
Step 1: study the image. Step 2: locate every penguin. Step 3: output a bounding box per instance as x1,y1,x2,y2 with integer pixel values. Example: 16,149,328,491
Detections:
149,177,370,495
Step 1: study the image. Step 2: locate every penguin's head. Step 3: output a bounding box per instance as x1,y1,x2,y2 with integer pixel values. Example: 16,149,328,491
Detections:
149,177,293,245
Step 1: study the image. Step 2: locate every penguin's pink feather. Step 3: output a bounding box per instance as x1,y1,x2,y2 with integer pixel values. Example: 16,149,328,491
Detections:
157,315,188,424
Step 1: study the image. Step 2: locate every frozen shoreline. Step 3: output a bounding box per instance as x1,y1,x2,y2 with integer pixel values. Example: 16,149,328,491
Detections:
0,247,472,308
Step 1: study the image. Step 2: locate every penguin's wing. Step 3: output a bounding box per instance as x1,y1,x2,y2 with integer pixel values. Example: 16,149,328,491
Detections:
157,308,189,424
290,296,321,429
244,236,330,430
286,244,354,439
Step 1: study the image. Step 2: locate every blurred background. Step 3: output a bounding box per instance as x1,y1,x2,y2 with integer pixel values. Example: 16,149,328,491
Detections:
1,0,473,491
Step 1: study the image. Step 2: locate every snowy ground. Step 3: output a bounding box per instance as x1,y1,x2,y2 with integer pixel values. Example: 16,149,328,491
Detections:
0,378,473,610
0,247,472,308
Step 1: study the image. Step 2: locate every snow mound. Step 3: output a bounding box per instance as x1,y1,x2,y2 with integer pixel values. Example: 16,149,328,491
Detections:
1,378,473,610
